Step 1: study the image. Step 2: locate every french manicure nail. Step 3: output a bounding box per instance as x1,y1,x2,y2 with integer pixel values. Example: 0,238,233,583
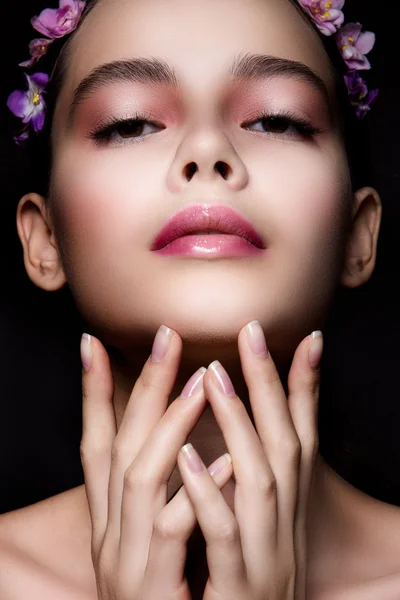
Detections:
309,331,323,370
151,325,174,362
208,453,232,477
181,367,207,398
208,360,236,396
245,320,268,357
80,333,92,372
181,443,204,473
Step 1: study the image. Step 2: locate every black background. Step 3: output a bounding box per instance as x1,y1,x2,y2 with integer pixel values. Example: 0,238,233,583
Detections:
1,0,399,514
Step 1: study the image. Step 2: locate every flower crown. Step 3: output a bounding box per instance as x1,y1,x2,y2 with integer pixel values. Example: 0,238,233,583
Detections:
7,0,378,144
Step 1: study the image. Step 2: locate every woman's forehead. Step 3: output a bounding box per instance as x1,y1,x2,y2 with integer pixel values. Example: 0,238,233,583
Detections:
63,0,335,98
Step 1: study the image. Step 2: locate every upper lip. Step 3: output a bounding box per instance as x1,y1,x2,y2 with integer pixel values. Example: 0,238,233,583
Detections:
151,204,266,251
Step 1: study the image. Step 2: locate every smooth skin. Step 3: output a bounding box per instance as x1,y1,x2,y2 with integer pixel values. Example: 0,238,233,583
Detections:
81,324,322,600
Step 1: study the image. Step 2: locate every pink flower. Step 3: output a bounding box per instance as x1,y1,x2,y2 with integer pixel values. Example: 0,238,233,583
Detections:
297,0,345,36
336,22,375,70
19,38,54,68
31,0,86,39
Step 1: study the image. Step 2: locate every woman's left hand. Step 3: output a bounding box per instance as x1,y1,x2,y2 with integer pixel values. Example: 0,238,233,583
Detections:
177,321,323,600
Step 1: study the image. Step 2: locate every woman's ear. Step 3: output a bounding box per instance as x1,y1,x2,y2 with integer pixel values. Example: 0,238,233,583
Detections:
340,186,382,288
16,192,67,291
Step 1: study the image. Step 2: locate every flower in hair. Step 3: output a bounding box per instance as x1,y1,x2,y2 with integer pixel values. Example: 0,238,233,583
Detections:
19,38,54,68
336,23,376,70
31,0,86,39
7,73,49,143
295,0,378,119
344,70,378,119
297,0,345,36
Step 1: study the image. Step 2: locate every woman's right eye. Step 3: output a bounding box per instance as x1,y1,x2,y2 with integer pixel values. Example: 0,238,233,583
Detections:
89,117,164,145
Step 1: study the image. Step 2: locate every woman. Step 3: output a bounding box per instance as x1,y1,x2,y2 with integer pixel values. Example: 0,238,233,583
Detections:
1,0,398,598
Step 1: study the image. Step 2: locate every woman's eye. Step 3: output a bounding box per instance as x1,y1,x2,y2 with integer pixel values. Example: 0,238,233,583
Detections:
91,118,163,144
244,114,320,138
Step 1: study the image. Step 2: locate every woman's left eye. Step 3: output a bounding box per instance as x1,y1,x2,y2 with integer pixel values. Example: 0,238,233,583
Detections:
243,113,321,138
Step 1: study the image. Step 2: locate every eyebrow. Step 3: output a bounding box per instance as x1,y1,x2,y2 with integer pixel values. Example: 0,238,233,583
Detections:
68,52,332,125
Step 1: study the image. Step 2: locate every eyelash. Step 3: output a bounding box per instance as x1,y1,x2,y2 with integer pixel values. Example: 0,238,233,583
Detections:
87,109,323,145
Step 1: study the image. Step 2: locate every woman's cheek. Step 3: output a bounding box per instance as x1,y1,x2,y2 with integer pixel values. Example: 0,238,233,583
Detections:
51,147,154,256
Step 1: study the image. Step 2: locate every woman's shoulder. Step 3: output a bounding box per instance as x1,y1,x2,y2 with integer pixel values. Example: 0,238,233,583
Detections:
0,485,96,600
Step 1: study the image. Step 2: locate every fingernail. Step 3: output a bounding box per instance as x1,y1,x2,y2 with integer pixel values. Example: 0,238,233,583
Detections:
181,367,207,398
245,320,268,357
151,325,174,363
309,331,323,370
208,361,236,396
80,333,92,372
208,453,232,477
181,443,204,473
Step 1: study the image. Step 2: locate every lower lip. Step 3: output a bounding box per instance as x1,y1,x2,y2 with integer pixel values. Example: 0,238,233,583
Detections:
153,234,265,257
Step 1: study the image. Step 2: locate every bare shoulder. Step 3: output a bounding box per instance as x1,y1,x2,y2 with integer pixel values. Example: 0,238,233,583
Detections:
0,486,96,600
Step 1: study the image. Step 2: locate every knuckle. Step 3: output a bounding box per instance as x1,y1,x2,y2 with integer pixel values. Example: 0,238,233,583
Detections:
152,514,184,542
257,473,277,499
123,465,141,492
135,368,160,395
123,464,154,492
283,436,302,464
212,519,239,544
80,439,104,466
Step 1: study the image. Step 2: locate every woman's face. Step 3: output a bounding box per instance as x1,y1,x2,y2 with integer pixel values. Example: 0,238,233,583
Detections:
49,0,352,355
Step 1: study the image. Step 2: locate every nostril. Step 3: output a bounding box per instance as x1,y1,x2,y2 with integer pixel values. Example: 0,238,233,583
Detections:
185,162,197,181
215,161,230,179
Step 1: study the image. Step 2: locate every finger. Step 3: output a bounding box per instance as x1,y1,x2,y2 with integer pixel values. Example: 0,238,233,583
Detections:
176,444,247,595
80,333,116,553
143,454,233,596
202,365,277,584
287,331,322,550
118,369,208,584
237,321,302,533
107,325,182,537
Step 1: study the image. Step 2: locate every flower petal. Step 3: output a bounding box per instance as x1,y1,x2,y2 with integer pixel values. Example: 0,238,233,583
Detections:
31,8,62,38
18,39,53,68
7,90,30,119
356,31,375,55
345,55,371,70
30,72,50,89
341,22,362,40
14,127,30,144
31,103,46,132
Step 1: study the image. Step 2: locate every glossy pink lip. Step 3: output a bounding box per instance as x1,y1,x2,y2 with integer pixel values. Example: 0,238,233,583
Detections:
151,204,266,251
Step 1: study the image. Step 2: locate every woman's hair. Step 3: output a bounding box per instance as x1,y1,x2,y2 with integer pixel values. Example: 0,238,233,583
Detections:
22,0,366,203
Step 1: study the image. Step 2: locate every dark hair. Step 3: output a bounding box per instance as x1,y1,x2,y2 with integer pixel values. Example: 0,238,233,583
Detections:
24,0,366,202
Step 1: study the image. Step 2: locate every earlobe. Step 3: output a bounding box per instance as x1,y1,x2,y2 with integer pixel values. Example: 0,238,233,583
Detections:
16,192,67,291
340,186,382,289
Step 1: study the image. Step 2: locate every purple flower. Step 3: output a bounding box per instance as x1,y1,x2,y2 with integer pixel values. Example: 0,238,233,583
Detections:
297,0,345,36
7,72,49,141
344,70,368,97
353,88,379,119
19,38,54,68
31,0,86,39
343,70,378,119
336,22,375,70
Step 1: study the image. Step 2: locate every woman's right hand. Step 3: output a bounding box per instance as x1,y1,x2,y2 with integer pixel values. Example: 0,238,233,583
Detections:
79,326,233,600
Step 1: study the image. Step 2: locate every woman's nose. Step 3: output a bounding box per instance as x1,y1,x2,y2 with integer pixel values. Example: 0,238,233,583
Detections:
166,127,249,192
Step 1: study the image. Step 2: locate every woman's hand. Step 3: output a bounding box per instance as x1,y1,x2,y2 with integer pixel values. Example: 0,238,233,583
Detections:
79,326,233,600
176,321,323,600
